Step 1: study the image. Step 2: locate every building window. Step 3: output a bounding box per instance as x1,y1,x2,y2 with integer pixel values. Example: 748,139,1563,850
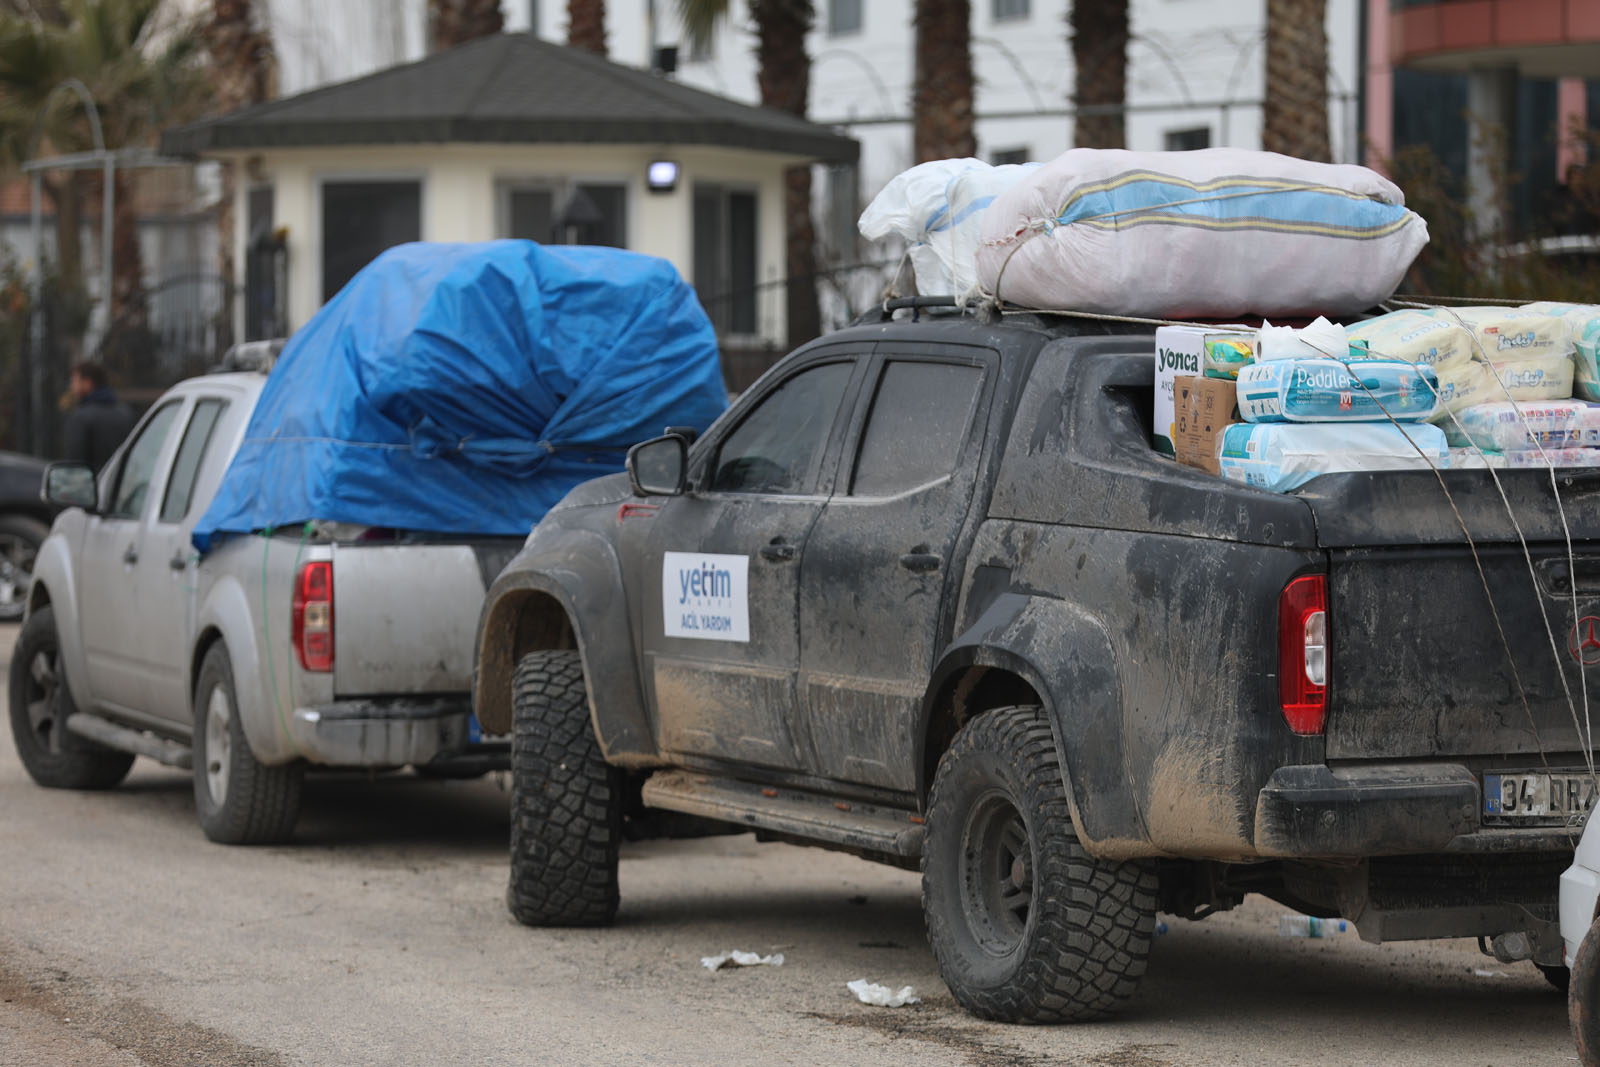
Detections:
500,181,627,247
693,184,758,336
1164,127,1211,152
320,179,421,303
991,146,1030,166
992,0,1029,21
828,0,862,35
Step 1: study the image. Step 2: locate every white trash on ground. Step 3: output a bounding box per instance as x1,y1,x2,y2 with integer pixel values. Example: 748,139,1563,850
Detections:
846,979,921,1007
700,949,785,971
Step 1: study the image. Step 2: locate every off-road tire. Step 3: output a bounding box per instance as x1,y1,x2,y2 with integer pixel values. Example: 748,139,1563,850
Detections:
1573,919,1600,1066
506,649,621,927
192,644,302,844
8,605,134,789
923,705,1159,1023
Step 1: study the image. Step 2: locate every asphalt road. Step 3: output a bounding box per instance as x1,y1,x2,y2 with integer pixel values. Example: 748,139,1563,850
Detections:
0,621,1581,1066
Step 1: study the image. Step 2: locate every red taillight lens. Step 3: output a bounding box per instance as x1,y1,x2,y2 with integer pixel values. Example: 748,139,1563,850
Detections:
1278,574,1327,735
292,560,334,672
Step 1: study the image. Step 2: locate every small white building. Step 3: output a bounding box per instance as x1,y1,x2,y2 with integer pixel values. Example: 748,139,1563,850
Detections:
161,32,858,353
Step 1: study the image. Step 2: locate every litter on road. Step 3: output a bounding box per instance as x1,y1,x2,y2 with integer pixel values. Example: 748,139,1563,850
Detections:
847,980,921,1007
700,950,785,971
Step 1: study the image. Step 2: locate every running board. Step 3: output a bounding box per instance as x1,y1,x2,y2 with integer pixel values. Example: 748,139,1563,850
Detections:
64,713,192,770
640,770,925,858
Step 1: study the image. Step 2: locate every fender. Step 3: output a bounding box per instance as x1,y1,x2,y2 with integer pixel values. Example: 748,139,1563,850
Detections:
476,526,656,765
192,573,288,764
922,591,1150,857
27,523,89,712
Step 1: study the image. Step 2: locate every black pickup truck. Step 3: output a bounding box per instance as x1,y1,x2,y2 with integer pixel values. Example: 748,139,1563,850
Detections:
475,303,1596,1023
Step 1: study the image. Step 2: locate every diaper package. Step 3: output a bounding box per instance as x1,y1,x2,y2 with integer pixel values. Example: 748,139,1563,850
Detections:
1203,334,1256,380
1489,351,1575,402
1448,448,1508,470
1346,309,1474,370
1218,422,1450,493
1443,400,1600,451
1522,303,1600,401
1503,447,1600,469
1429,360,1497,417
1453,306,1573,361
1235,358,1439,423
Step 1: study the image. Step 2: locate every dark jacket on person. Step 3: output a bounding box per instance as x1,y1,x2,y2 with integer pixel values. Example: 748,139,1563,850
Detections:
62,387,136,473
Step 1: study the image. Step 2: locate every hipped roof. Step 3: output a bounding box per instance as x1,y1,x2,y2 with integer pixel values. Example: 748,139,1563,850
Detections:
161,32,859,164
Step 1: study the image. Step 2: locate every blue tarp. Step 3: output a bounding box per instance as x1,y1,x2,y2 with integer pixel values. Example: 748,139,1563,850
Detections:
193,241,727,550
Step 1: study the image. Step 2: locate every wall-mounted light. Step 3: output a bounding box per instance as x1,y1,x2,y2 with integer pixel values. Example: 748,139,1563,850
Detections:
647,160,680,193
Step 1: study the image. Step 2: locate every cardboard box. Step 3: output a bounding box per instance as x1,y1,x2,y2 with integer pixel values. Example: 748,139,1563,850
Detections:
1173,375,1240,474
1154,325,1251,454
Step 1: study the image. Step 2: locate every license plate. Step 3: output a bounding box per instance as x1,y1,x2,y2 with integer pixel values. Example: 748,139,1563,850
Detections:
1483,770,1599,826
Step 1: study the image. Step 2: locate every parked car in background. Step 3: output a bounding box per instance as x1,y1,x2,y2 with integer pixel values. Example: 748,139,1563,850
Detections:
0,450,57,623
10,348,520,844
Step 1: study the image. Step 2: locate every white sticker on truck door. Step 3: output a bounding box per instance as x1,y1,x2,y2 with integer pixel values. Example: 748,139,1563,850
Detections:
663,552,750,642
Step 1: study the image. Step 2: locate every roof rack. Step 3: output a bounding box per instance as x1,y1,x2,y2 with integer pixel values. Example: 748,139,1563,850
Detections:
214,339,287,375
851,295,965,326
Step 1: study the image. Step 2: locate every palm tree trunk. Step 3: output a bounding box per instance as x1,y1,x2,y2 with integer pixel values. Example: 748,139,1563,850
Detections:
913,0,975,163
567,0,607,55
750,0,819,346
1070,0,1128,149
429,0,505,51
1262,0,1330,161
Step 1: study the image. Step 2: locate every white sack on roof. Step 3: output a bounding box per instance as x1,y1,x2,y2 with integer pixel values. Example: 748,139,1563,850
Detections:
973,148,1429,318
858,158,1038,297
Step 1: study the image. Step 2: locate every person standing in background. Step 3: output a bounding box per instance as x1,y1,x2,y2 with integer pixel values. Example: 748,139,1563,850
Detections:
62,362,136,472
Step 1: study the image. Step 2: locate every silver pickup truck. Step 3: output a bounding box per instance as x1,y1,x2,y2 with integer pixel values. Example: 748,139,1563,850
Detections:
10,355,520,844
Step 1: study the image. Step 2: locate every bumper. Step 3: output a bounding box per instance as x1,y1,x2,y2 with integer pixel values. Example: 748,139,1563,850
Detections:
1254,762,1484,857
289,697,472,767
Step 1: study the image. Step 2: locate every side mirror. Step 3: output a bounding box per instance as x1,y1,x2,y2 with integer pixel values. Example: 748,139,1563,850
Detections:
627,435,688,497
663,425,700,446
43,462,97,512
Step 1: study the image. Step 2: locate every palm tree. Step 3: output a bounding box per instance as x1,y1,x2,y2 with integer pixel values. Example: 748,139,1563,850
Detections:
429,0,504,52
912,0,974,163
677,0,820,346
1070,0,1128,148
1261,0,1329,161
205,0,275,350
567,0,606,56
0,0,203,372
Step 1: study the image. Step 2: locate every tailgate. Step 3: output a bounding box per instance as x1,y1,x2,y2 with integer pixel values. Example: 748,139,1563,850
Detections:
1302,468,1600,760
330,540,521,696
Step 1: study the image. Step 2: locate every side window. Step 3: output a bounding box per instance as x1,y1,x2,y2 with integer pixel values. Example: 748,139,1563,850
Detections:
159,398,230,524
108,402,183,520
709,361,854,494
850,361,986,497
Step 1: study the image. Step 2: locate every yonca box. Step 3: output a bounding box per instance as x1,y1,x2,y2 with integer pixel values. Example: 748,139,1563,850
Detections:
1155,325,1254,453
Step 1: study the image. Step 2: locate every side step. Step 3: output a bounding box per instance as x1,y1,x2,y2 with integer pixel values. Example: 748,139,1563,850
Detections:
640,769,925,859
65,713,192,770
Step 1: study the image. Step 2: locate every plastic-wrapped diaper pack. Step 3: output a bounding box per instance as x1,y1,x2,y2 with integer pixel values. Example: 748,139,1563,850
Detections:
1444,400,1600,451
1454,306,1572,360
1346,310,1473,369
1218,422,1449,493
1504,448,1600,469
1488,352,1576,402
1235,358,1438,423
1431,360,1496,416
1522,301,1600,402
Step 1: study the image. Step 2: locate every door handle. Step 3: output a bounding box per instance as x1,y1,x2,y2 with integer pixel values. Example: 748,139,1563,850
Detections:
169,553,189,572
122,545,138,566
759,539,797,562
899,546,941,573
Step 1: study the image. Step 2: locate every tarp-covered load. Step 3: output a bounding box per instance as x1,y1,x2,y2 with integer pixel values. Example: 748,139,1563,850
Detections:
193,241,728,550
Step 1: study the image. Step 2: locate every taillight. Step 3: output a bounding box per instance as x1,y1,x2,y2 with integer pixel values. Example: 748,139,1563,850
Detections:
1278,574,1327,735
292,561,334,672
